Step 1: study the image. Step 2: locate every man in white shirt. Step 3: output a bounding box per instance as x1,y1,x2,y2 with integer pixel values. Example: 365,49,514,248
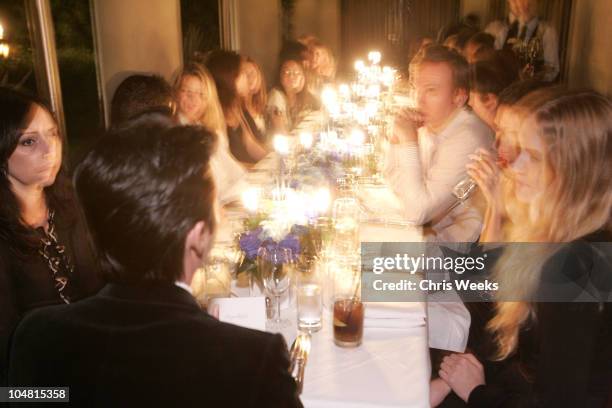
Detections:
489,0,559,81
385,45,493,243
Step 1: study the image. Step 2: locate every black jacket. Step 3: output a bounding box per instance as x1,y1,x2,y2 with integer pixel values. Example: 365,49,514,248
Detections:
8,283,303,407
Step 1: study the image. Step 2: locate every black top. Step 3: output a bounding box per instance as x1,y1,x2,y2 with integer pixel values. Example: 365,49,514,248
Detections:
8,283,303,407
466,231,612,407
0,206,102,385
227,109,266,164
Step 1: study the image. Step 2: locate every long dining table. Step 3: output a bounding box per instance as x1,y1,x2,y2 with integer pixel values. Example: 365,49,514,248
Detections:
213,152,470,407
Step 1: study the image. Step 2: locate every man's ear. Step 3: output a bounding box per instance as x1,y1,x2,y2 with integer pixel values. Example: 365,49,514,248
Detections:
453,88,469,108
182,221,212,284
186,221,209,258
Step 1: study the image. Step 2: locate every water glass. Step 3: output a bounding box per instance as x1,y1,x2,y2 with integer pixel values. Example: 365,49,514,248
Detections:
332,197,360,253
296,262,322,332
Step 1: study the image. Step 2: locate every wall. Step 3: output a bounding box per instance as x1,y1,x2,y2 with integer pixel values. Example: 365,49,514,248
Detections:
293,0,341,56
460,0,489,22
236,0,280,85
92,0,183,126
234,0,340,85
565,0,612,96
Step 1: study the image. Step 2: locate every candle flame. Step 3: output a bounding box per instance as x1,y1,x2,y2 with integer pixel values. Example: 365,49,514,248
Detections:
273,134,290,155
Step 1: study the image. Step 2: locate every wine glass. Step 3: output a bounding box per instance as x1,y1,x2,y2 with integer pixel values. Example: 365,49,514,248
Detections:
258,246,294,330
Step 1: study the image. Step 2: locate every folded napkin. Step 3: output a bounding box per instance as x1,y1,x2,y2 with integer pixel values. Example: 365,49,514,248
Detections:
363,302,425,329
427,300,471,352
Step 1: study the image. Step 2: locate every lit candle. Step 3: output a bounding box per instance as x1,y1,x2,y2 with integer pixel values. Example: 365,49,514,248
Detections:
0,24,4,40
299,131,313,150
273,134,289,189
339,83,350,99
366,84,381,99
241,188,260,213
0,44,9,59
313,188,331,214
321,86,338,110
349,129,366,146
273,134,290,155
382,66,395,88
367,51,381,65
354,60,365,72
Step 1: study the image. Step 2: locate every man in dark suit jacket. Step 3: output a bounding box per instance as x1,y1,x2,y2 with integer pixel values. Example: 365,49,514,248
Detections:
8,121,302,407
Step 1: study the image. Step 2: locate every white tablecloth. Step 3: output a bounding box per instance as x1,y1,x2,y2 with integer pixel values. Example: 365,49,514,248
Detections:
274,305,430,408
214,152,472,407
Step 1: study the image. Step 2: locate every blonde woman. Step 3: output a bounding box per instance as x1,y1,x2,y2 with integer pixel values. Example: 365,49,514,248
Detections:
174,62,246,203
467,80,550,243
435,89,612,407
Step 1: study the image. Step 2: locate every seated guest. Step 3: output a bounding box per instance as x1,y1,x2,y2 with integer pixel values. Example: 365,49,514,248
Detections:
385,45,493,243
299,36,337,97
0,88,102,384
501,0,560,81
464,32,496,63
468,56,519,130
430,81,552,407
267,57,319,135
443,34,461,53
243,57,268,136
174,62,246,203
466,79,549,243
8,122,303,407
436,89,612,407
455,26,478,55
110,73,175,127
206,50,267,164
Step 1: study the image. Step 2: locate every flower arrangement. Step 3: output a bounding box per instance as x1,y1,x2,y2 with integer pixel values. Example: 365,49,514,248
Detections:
236,215,319,289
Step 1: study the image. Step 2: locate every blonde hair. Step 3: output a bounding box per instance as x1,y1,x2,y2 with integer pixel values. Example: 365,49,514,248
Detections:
488,88,612,359
244,57,267,116
173,62,226,137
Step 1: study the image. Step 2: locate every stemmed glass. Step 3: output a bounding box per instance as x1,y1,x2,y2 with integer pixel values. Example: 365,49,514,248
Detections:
258,246,294,330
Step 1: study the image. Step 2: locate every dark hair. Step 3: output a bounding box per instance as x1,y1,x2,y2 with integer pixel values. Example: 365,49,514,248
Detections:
205,50,243,113
412,45,470,93
274,57,319,118
467,32,495,50
455,28,479,52
470,57,519,96
74,121,217,284
0,87,73,258
498,79,549,107
278,41,309,65
110,74,173,126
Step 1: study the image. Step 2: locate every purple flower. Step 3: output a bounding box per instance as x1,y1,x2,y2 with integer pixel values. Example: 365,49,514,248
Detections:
239,227,263,260
279,234,301,261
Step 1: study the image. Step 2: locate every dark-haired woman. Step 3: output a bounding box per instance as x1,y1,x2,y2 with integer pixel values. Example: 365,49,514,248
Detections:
0,88,102,384
267,58,320,135
205,50,267,165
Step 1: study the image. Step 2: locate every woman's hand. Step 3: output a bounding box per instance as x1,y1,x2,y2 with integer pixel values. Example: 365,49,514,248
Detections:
439,353,485,402
466,148,502,209
430,377,452,407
